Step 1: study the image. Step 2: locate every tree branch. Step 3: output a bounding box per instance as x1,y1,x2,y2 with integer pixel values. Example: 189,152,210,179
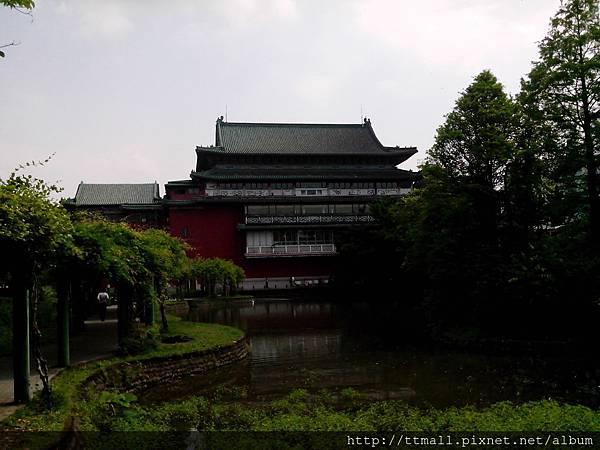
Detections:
0,41,20,58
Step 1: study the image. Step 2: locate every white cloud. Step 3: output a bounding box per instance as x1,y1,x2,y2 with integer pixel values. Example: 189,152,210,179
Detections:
54,0,298,40
296,74,334,109
55,1,133,38
0,0,566,195
353,0,558,75
211,0,298,28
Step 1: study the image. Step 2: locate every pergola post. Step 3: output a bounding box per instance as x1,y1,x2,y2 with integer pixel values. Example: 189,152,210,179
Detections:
117,283,133,344
56,278,70,367
12,282,30,403
145,276,156,326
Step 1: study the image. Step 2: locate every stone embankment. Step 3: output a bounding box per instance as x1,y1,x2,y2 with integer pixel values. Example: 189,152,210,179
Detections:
81,337,249,395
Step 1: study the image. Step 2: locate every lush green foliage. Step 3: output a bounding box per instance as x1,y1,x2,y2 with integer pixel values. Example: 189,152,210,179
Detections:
79,389,600,433
527,0,600,243
71,219,192,332
1,0,34,8
334,0,600,341
190,257,245,296
1,316,243,433
337,55,600,339
0,167,77,402
0,171,74,277
429,70,515,187
71,220,190,287
10,384,599,447
72,220,146,286
139,229,190,287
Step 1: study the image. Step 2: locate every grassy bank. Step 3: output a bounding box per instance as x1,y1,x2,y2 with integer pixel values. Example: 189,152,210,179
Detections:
100,388,600,432
0,315,244,433
27,388,597,449
13,383,593,432
3,317,599,449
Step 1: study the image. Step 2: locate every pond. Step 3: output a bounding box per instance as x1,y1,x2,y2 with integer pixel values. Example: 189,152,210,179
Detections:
140,298,600,408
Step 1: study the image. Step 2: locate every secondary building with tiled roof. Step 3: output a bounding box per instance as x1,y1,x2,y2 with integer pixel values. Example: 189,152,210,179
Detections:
65,182,165,228
165,116,420,291
71,182,160,206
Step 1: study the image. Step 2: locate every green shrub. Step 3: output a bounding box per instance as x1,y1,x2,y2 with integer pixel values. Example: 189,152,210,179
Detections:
37,285,57,329
120,394,600,433
118,325,159,355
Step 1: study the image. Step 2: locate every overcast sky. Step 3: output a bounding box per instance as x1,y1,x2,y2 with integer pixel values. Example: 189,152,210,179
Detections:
0,0,561,198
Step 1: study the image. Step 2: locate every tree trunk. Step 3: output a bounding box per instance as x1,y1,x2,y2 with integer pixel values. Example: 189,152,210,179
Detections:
159,300,168,332
583,122,599,247
145,295,155,326
56,278,70,367
30,279,52,408
12,278,30,403
580,76,600,247
144,277,156,326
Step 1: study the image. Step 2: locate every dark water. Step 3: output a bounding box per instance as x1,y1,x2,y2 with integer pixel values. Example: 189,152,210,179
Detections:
140,299,600,407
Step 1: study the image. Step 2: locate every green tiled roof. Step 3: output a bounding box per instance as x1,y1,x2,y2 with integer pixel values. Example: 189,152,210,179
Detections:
74,183,160,206
207,119,416,155
192,165,419,181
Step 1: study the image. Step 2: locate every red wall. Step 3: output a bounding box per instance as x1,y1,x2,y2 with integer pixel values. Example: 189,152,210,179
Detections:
169,204,337,279
169,205,246,265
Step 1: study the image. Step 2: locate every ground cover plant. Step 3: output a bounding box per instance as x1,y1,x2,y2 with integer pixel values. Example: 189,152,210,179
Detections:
34,388,600,449
0,316,243,436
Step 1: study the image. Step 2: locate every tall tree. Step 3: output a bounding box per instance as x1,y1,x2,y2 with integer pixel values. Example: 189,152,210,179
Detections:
528,0,600,245
429,70,515,244
501,78,550,249
138,229,190,331
429,70,515,185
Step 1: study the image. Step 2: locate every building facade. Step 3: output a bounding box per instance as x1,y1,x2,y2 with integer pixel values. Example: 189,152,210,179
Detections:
164,117,419,290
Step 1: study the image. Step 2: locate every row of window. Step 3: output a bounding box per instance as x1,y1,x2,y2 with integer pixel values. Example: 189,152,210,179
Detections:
218,182,401,190
273,230,335,246
173,182,403,195
246,204,371,216
172,187,200,195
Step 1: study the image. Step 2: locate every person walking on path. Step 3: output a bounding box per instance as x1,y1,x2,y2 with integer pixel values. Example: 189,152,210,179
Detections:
97,291,109,322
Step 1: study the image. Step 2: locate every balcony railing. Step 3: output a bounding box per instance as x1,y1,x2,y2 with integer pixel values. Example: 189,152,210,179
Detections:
245,244,337,257
245,214,375,225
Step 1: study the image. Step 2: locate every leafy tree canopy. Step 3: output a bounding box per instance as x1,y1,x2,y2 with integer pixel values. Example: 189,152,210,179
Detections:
138,228,190,287
1,1,34,8
72,220,147,286
526,0,600,241
0,171,74,277
191,257,245,295
429,70,515,188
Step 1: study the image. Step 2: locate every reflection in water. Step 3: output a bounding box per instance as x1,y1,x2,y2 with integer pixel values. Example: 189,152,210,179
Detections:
251,332,342,362
139,299,600,408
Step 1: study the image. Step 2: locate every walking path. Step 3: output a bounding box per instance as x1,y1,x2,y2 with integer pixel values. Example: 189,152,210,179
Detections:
0,306,118,421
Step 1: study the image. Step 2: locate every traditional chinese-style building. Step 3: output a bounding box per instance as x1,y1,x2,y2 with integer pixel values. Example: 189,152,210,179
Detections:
65,182,166,228
67,118,419,290
164,117,419,290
